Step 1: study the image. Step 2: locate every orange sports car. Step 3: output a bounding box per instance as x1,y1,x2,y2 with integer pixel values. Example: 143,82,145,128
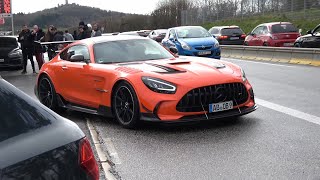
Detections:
35,36,257,128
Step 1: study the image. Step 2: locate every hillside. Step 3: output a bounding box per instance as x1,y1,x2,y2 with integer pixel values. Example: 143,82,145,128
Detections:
202,9,320,35
1,3,151,33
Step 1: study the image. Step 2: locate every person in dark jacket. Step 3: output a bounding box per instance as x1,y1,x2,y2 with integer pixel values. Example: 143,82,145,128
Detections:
32,25,45,70
43,25,56,60
77,21,91,40
18,25,36,74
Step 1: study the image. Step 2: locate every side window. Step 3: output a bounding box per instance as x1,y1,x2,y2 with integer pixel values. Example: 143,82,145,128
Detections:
209,28,219,34
313,26,320,35
59,48,69,60
253,26,263,35
169,30,176,39
66,45,90,62
262,26,269,34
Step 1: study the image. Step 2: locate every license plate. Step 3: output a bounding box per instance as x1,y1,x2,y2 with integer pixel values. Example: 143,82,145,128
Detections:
198,51,211,55
230,37,239,40
209,101,233,113
0,59,4,63
283,43,294,47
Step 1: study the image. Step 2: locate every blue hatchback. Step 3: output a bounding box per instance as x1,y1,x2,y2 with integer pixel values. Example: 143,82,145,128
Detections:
162,26,221,59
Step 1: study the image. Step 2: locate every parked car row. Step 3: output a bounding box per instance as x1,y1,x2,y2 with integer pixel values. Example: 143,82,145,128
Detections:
208,22,320,48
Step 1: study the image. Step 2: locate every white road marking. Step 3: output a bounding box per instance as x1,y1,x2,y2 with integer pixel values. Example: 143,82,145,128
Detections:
256,98,320,125
225,58,296,68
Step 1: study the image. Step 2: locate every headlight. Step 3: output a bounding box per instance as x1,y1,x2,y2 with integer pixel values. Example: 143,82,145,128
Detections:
142,77,176,94
8,49,22,58
214,42,220,48
241,68,247,82
180,41,192,50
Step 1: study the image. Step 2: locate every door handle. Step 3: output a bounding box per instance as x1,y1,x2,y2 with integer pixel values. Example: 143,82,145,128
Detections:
62,66,68,70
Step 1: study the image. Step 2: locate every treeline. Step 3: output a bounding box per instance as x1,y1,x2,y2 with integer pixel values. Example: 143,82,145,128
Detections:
1,3,152,33
150,0,320,28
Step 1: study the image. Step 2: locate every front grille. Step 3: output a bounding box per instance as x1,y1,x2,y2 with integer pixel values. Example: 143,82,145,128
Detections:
195,46,212,50
176,83,249,112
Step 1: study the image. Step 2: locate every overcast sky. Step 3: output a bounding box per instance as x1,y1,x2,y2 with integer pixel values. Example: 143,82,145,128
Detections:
12,0,159,14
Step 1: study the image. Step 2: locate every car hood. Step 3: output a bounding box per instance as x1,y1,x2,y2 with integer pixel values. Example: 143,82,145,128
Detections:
0,47,16,56
179,37,217,46
115,56,242,84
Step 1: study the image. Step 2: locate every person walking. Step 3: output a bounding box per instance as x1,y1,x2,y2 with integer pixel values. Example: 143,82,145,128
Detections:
92,23,102,37
18,25,36,74
64,30,74,41
32,25,45,70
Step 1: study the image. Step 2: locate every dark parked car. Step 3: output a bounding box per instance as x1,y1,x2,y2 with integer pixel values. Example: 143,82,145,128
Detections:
0,76,99,179
294,24,320,48
148,29,168,42
244,22,300,47
208,26,246,45
0,36,23,69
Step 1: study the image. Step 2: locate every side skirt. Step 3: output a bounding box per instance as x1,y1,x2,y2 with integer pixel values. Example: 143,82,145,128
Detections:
56,95,113,117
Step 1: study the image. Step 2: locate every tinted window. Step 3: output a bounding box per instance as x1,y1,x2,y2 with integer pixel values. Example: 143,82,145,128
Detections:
221,28,244,35
176,27,211,38
209,28,220,34
93,39,174,64
0,79,55,142
0,37,18,48
271,24,298,33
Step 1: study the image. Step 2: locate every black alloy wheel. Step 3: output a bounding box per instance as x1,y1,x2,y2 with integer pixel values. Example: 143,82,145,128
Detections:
112,81,140,128
38,76,60,111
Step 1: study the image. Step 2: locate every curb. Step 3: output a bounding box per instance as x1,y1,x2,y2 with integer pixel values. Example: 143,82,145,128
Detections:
86,118,118,180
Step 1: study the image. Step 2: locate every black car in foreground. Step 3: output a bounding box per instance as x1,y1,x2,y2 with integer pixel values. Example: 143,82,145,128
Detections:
208,26,246,45
294,24,320,48
0,76,99,179
0,36,23,69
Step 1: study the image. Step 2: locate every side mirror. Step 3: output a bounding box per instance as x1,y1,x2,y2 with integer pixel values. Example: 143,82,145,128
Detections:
169,47,179,54
70,54,85,62
307,30,312,35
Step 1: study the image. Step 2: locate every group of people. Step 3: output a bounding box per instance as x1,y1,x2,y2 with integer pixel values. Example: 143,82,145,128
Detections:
18,21,102,74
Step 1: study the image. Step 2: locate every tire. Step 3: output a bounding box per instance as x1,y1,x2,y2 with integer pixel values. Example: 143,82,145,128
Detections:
263,42,268,46
112,81,140,129
38,75,61,111
294,43,301,48
244,41,249,46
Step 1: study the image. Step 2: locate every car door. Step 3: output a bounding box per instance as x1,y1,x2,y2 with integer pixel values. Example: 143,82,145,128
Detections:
56,45,97,107
252,26,264,46
247,26,260,46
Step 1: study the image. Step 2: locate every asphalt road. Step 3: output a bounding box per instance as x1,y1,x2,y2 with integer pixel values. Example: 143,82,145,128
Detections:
1,58,320,180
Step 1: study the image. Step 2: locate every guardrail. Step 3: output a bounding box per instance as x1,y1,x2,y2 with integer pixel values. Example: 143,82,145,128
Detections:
220,45,320,67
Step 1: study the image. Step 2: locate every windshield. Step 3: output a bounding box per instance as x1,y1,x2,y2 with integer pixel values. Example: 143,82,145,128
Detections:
176,27,212,38
221,28,244,35
156,30,167,35
93,39,174,64
0,37,18,48
271,24,298,33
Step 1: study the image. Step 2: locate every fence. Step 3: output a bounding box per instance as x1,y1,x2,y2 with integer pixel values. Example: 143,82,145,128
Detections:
181,0,320,26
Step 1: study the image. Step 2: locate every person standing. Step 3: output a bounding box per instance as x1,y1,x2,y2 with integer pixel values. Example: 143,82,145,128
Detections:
64,30,74,41
18,25,36,74
32,25,45,70
43,25,56,60
92,23,102,37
